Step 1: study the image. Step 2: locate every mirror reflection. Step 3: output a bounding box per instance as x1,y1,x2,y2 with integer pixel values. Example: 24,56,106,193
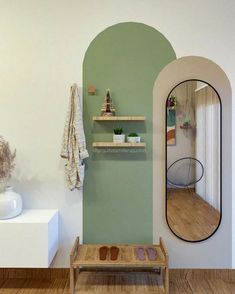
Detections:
166,80,221,242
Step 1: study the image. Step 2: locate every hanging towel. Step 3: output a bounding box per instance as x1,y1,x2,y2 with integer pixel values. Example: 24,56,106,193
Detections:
61,83,89,190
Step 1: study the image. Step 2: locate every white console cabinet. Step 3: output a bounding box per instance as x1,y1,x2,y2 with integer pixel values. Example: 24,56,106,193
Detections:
0,209,58,268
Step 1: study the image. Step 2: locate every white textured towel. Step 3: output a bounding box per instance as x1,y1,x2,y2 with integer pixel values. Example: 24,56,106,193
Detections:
61,83,89,190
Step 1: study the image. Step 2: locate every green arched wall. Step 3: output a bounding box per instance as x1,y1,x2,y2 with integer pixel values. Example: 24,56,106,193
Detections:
83,22,176,243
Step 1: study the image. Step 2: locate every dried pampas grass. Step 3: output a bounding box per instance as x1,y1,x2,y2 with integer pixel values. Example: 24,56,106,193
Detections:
0,137,16,184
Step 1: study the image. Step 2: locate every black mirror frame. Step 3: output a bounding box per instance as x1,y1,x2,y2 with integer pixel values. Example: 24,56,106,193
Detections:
165,79,222,243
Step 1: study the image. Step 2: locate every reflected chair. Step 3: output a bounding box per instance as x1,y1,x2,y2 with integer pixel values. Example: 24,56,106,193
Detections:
167,157,204,193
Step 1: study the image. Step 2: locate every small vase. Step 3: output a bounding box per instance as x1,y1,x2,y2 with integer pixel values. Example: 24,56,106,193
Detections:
0,186,23,220
127,136,141,143
113,134,125,143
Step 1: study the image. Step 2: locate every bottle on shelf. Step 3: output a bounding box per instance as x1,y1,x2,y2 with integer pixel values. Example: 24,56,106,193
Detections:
101,89,115,116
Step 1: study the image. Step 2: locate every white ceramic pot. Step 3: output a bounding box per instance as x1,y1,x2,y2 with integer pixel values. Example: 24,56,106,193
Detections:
113,134,125,143
127,136,141,143
0,187,23,220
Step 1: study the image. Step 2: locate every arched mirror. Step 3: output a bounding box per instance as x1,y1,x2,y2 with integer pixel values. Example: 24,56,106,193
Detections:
166,79,222,242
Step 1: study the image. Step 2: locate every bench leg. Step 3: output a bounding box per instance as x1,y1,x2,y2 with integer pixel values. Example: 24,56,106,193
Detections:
70,266,75,294
164,266,169,294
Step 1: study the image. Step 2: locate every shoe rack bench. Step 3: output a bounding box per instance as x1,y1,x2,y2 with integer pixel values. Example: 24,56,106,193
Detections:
70,237,169,294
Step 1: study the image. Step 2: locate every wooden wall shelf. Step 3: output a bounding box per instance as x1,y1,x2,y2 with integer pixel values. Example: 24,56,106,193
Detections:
93,142,146,148
93,116,146,121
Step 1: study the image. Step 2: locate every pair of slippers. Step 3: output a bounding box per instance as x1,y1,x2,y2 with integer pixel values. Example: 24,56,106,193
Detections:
99,246,119,261
136,247,157,261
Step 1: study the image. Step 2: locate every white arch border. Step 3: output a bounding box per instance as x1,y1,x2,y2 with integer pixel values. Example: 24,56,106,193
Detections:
153,56,232,268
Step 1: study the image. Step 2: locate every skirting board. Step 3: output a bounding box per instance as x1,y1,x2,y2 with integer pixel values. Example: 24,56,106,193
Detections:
0,268,69,280
170,269,235,282
0,269,235,282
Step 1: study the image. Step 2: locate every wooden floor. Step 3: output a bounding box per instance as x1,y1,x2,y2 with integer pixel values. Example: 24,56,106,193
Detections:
0,271,234,293
167,189,220,241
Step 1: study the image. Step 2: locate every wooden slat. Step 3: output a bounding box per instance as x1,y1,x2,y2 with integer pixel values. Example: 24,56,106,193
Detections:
93,116,146,121
92,142,146,148
159,238,168,262
159,238,169,294
70,236,79,262
76,271,164,293
70,237,79,294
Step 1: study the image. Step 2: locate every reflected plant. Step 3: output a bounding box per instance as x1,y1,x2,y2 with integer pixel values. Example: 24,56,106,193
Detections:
167,96,177,109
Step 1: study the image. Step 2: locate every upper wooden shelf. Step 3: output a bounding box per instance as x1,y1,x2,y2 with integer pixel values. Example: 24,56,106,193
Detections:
73,244,166,267
71,237,168,268
93,116,146,121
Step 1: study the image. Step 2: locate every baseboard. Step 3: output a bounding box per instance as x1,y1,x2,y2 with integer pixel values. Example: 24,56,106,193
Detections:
169,269,235,282
0,268,69,279
0,268,234,282
167,187,195,193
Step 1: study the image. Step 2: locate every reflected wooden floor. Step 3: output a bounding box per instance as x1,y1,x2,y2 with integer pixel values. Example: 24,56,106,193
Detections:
0,272,234,293
167,189,220,241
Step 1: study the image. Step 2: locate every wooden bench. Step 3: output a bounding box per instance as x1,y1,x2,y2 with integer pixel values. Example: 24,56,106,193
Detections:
70,237,169,294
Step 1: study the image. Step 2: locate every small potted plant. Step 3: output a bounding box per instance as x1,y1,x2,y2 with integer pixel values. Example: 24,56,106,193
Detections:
113,128,125,143
167,96,177,109
127,133,141,143
0,136,22,219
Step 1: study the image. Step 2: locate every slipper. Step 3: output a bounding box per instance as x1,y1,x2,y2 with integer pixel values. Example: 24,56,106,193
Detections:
136,247,145,260
146,247,157,261
99,246,108,260
110,246,119,261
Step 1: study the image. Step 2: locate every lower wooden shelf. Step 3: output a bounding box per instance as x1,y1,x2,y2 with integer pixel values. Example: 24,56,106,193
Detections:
93,116,146,121
70,237,169,294
92,142,146,148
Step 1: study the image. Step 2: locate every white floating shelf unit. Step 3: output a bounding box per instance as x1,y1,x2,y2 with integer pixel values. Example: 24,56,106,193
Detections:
0,209,58,268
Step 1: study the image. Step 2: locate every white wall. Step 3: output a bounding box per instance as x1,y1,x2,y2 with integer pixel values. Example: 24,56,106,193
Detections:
0,0,234,267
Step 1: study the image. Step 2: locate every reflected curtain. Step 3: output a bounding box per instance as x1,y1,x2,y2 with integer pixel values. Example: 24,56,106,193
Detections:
195,85,220,210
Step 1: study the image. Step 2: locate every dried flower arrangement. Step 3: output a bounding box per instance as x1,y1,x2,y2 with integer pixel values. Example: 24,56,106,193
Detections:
0,136,16,191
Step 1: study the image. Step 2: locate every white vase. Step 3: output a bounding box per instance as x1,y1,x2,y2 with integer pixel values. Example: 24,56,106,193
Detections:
127,136,141,143
113,134,125,143
0,186,23,220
